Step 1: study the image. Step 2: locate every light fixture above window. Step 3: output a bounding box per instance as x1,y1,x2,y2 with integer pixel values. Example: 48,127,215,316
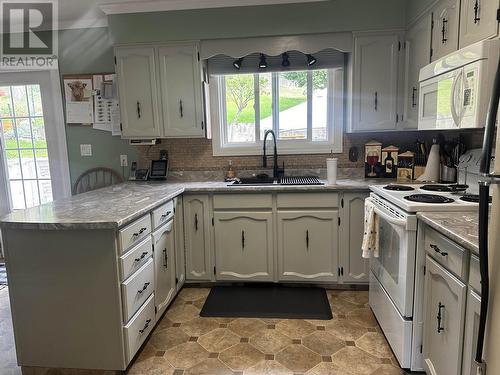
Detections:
306,54,317,66
232,57,243,70
259,54,267,69
281,52,290,67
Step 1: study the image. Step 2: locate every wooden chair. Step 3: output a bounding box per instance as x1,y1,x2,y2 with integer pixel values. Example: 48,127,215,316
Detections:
72,167,124,195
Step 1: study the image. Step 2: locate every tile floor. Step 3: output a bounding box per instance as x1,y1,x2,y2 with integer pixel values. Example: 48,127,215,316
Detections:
0,286,410,375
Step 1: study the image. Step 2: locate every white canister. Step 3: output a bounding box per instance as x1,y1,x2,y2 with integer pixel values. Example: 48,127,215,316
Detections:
327,158,338,185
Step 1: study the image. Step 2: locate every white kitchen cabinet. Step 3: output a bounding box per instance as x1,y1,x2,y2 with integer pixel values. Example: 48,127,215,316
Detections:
115,46,162,138
339,193,369,283
173,196,185,291
183,194,213,281
277,210,339,282
214,211,274,281
462,289,482,375
404,14,433,129
152,220,176,318
350,32,401,132
460,0,500,48
431,0,460,61
423,255,467,375
158,43,205,138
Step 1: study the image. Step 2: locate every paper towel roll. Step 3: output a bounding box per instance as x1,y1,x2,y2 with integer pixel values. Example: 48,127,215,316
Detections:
417,144,441,182
327,158,338,185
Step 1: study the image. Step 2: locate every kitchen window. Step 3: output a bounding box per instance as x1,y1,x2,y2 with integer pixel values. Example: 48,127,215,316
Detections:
209,52,344,156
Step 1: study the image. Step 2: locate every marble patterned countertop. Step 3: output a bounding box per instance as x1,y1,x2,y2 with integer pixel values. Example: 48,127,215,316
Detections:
0,178,388,230
417,212,479,255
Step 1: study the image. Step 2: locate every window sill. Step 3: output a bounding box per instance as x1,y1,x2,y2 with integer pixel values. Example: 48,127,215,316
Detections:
212,142,343,156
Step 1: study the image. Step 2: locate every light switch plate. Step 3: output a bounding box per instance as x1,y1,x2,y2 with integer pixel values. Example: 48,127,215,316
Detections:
120,154,128,167
80,144,92,157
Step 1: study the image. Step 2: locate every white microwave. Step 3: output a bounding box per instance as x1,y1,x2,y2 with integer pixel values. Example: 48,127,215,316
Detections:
418,39,499,130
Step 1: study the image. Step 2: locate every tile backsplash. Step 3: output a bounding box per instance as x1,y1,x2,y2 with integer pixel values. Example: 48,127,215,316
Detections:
136,129,484,174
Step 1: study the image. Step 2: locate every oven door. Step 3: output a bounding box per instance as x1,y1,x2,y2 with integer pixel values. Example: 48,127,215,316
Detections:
369,196,417,318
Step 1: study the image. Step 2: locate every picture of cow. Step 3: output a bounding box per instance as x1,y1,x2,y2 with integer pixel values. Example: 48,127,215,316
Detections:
67,81,88,102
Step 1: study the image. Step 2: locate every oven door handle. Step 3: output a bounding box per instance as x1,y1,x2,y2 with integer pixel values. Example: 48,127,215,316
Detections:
372,206,407,228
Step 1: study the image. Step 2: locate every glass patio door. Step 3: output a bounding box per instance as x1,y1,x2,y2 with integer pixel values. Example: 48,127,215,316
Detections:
0,70,70,214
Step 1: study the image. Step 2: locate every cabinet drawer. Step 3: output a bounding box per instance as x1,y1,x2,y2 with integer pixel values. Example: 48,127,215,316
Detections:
277,193,339,208
424,226,467,279
152,200,174,230
469,255,481,295
213,194,272,210
124,293,155,363
119,237,153,282
121,258,154,323
118,215,152,253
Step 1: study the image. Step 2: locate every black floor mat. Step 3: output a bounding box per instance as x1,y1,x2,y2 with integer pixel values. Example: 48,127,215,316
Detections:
200,285,332,320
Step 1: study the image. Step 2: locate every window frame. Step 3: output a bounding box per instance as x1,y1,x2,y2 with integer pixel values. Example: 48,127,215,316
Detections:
210,67,344,156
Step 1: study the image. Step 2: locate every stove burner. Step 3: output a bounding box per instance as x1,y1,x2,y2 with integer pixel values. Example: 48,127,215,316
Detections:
383,184,415,191
420,184,452,192
404,194,455,204
459,194,492,203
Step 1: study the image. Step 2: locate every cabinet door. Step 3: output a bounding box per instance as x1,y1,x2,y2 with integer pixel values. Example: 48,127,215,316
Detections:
174,196,185,291
460,0,500,48
214,212,274,281
153,221,176,317
351,33,399,131
158,43,204,138
278,211,339,282
340,193,369,284
183,195,212,281
404,14,433,129
431,0,460,61
462,289,482,375
423,256,466,375
115,46,161,138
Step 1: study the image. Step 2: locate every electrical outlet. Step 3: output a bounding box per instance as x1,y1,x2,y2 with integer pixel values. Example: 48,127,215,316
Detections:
80,144,92,157
120,154,128,167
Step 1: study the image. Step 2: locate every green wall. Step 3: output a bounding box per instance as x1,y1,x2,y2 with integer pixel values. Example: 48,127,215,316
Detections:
109,0,407,43
406,0,436,24
57,27,138,188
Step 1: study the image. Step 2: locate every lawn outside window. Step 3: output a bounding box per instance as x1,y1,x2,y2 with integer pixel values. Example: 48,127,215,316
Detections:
210,68,344,156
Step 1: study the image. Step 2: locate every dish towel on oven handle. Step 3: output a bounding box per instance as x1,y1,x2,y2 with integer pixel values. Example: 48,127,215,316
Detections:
362,198,379,258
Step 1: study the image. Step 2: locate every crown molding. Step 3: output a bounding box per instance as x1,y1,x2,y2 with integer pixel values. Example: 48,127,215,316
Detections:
98,0,328,15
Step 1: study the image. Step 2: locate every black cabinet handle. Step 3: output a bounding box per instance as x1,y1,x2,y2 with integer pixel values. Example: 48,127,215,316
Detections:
137,101,141,119
374,92,378,111
441,18,448,44
179,100,183,118
430,244,448,257
437,302,445,333
474,0,480,23
137,282,150,294
241,230,245,249
194,214,198,231
134,251,148,262
139,319,152,334
412,87,417,108
163,248,168,268
306,230,309,250
133,227,147,238
161,211,172,219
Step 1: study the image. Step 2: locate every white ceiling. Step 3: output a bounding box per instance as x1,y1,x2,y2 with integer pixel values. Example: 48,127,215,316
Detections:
55,0,329,30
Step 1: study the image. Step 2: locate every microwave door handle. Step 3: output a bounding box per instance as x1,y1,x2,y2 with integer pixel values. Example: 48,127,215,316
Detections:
450,70,464,128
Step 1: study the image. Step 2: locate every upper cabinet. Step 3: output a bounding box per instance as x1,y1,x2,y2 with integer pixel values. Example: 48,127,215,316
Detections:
431,0,461,61
404,14,433,129
350,32,402,132
460,0,500,47
115,47,162,138
115,42,206,139
158,44,205,138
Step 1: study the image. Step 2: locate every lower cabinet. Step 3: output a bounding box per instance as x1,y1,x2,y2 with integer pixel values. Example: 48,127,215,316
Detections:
152,220,176,318
174,196,185,291
462,289,481,375
183,194,213,281
423,255,467,375
277,210,339,282
214,211,274,281
340,193,369,283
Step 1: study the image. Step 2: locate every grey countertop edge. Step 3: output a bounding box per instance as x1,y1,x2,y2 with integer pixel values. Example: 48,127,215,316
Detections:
0,179,381,231
417,212,479,255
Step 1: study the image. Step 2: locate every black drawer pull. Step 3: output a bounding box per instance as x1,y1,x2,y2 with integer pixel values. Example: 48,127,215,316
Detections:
161,211,172,219
133,227,148,238
194,214,198,231
134,252,149,262
137,282,150,294
430,243,448,257
306,230,309,250
241,230,245,249
437,302,445,333
139,319,152,334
